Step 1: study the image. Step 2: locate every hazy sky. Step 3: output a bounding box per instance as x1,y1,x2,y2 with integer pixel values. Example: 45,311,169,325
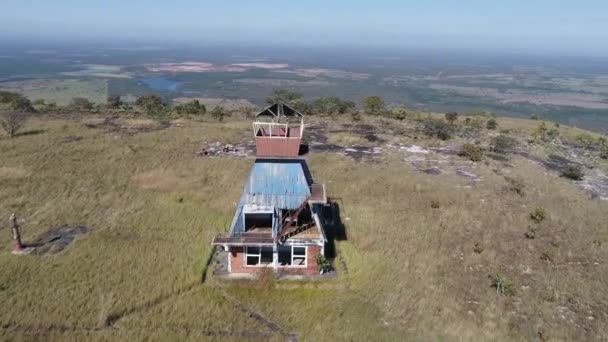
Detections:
2,0,607,54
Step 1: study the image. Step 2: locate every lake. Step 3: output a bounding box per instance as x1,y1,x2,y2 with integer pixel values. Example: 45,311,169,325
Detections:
140,77,183,92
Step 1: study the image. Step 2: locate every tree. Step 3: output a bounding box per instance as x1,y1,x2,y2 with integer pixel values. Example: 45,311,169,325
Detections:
445,112,458,125
266,89,303,105
106,95,122,109
70,97,93,111
211,106,229,121
0,91,35,113
135,95,165,117
0,111,27,137
363,96,385,115
310,97,355,116
174,99,206,116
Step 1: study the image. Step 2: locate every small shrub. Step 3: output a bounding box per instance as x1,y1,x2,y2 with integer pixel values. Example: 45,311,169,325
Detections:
422,119,452,140
316,254,332,274
530,207,547,223
560,165,584,180
351,111,362,122
489,273,514,296
458,143,484,162
530,113,540,120
491,135,518,154
540,288,556,303
546,128,560,141
525,227,536,239
430,200,440,209
540,250,553,263
504,176,525,196
532,122,549,142
486,118,498,129
550,240,560,248
575,133,595,148
473,242,484,254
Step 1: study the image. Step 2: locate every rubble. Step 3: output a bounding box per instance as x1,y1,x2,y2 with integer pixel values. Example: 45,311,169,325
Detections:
196,141,254,157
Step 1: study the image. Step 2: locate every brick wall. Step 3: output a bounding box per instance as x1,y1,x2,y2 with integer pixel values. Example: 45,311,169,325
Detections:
277,245,321,276
229,245,322,276
229,246,250,274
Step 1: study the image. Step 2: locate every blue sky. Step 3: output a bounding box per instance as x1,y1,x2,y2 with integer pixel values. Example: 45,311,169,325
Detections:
2,0,607,54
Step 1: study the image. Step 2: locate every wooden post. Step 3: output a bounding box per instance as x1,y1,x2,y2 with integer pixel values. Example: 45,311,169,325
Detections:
10,213,23,252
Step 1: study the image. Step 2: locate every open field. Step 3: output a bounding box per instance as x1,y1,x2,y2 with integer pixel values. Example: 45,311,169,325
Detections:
3,44,608,131
0,79,108,105
0,114,607,340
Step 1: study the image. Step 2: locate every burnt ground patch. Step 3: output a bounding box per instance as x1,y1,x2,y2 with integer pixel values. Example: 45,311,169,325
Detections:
31,225,93,256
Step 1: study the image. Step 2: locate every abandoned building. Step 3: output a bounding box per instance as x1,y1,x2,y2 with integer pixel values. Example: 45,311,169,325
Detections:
212,103,328,276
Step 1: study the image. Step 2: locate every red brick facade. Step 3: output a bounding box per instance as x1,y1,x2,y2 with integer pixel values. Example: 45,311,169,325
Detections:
229,245,322,276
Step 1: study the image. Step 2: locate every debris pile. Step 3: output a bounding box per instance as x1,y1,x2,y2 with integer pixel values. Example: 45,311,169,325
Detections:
196,141,254,157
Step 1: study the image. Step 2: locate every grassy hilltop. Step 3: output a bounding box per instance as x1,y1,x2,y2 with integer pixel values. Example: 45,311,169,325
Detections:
0,98,608,340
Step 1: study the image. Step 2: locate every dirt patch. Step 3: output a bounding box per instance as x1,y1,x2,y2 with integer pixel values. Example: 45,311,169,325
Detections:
32,225,92,255
0,166,30,180
83,117,170,134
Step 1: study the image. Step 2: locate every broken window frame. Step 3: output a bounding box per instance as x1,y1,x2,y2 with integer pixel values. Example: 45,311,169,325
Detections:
277,245,308,267
245,246,273,267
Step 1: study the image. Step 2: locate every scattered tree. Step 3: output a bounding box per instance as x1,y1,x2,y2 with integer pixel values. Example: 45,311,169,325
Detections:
445,112,458,125
422,119,452,140
106,95,122,109
530,113,540,120
136,95,165,117
310,97,355,116
174,99,206,116
266,89,303,105
486,118,498,129
362,96,385,115
0,111,27,137
210,106,229,121
0,91,35,113
70,97,94,111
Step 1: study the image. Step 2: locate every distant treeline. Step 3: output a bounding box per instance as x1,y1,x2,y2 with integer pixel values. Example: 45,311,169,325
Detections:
0,89,425,122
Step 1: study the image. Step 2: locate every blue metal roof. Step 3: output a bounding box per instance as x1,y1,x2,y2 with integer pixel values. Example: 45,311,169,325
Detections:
241,160,311,209
228,159,313,236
